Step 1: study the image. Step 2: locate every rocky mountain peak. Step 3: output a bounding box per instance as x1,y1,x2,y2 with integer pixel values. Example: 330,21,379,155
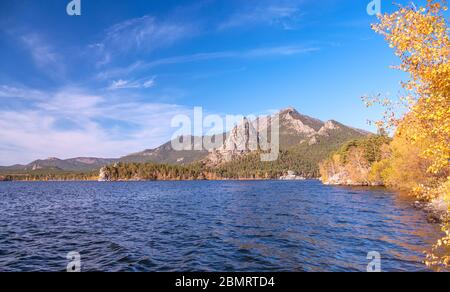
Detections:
279,106,297,115
281,111,317,135
205,107,328,165
202,107,371,166
318,120,341,136
205,117,260,165
223,117,259,151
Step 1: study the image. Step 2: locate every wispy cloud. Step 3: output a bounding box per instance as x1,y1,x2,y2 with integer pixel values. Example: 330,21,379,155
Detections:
0,84,44,99
108,77,156,90
218,1,305,30
92,15,198,65
98,45,319,80
0,85,191,165
19,33,65,78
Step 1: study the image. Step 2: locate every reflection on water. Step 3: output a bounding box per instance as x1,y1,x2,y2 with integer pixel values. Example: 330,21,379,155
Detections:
0,180,443,272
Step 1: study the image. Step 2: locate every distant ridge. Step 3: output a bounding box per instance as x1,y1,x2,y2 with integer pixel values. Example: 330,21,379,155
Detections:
0,107,371,173
0,157,118,172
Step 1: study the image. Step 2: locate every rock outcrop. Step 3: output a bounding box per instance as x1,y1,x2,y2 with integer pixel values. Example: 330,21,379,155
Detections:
206,118,259,165
413,199,449,224
279,171,306,180
281,109,316,135
318,120,340,136
322,173,369,186
98,166,109,182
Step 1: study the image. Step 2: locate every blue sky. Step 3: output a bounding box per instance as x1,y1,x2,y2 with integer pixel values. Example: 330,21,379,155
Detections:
0,0,423,165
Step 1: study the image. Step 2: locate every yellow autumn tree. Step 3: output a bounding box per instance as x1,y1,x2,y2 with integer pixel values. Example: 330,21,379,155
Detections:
372,0,449,177
370,0,449,268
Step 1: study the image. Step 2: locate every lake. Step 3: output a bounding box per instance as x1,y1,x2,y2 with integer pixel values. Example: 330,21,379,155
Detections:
0,180,442,272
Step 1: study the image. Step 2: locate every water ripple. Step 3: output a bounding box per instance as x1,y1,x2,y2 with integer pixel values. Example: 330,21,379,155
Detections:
0,180,444,272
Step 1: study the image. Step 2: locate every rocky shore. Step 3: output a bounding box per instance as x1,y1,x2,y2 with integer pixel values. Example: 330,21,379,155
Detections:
413,199,449,224
322,172,382,186
321,171,448,224
279,171,306,181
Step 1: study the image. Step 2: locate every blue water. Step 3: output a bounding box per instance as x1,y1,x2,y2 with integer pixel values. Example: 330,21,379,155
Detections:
0,180,442,272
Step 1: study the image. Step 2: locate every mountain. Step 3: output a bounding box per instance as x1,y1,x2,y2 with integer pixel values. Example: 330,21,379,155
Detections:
118,107,370,167
0,107,372,175
0,157,118,172
214,118,371,178
204,107,369,165
120,136,209,165
275,107,370,147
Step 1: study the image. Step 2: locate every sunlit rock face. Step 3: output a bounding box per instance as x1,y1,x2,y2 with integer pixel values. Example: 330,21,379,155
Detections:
279,171,306,180
206,118,260,165
279,107,317,136
318,120,340,136
98,167,109,182
204,107,324,166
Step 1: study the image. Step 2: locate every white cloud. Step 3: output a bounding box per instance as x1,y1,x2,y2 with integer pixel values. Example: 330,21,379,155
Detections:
109,79,135,90
218,2,305,30
142,78,156,88
19,33,64,77
98,45,319,80
108,77,156,90
92,15,197,65
244,46,317,57
0,86,190,165
0,85,44,99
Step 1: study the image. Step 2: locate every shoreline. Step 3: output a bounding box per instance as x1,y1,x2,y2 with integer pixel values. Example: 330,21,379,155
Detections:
0,178,320,182
323,180,448,224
